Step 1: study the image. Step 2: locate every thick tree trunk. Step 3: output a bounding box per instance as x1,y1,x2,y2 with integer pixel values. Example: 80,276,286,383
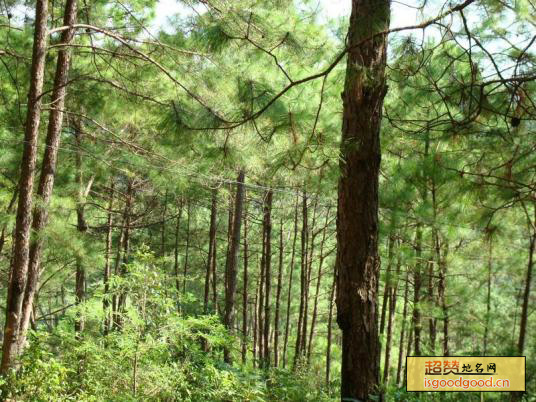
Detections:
273,219,284,367
282,197,298,368
205,190,217,314
223,170,245,363
5,0,80,369
335,0,390,399
262,190,273,368
103,180,115,336
1,0,49,373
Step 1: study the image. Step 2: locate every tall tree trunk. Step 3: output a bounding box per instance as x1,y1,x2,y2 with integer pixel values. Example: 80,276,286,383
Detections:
111,223,126,330
1,0,48,373
301,198,318,359
379,234,394,362
115,180,133,330
252,274,259,367
7,0,79,366
483,236,492,355
282,196,299,368
205,190,217,314
440,241,449,356
428,181,441,353
182,202,191,294
223,170,245,364
273,218,284,367
326,262,337,386
426,255,436,352
262,190,273,368
396,266,410,387
224,192,234,310
212,208,219,312
294,190,308,367
241,196,249,364
403,324,413,386
74,120,90,335
307,211,330,364
510,213,534,402
160,189,168,257
335,0,390,399
258,219,266,364
517,218,535,354
412,225,423,356
383,247,401,386
174,199,183,294
103,179,115,336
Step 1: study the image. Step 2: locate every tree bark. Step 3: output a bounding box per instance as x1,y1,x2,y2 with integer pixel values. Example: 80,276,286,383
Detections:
440,241,449,356
112,222,126,330
241,196,249,364
517,218,535,354
1,0,49,373
412,225,423,356
273,218,283,367
252,274,259,367
396,265,410,387
258,225,265,364
103,179,115,336
262,190,273,368
160,189,168,257
301,198,318,359
205,190,217,314
294,190,308,367
182,202,191,294
326,261,337,386
74,120,90,335
174,199,183,294
0,189,18,257
223,170,245,363
307,211,330,364
5,0,80,370
282,196,298,368
383,246,401,386
114,180,133,330
379,234,394,362
335,0,390,399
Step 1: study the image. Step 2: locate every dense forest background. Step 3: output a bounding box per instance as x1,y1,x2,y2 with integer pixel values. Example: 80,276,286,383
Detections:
0,0,534,400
